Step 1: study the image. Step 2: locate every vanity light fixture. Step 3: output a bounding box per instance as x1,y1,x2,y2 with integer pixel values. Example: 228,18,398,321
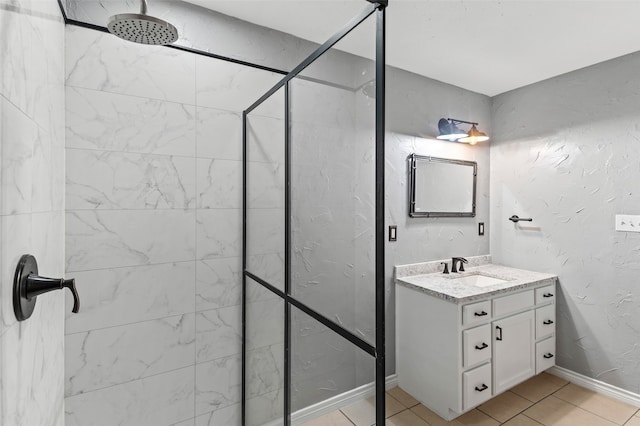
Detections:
436,118,489,145
458,124,489,144
436,118,468,141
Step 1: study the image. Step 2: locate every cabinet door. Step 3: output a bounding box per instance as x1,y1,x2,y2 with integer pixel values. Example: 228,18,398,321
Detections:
493,310,535,394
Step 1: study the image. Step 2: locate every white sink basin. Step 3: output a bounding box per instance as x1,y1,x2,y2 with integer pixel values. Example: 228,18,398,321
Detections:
449,273,508,288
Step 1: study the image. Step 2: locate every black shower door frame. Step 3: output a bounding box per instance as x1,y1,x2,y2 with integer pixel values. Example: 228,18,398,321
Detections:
242,1,387,424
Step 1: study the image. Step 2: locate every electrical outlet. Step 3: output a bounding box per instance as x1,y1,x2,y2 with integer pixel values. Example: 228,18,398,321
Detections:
616,215,640,232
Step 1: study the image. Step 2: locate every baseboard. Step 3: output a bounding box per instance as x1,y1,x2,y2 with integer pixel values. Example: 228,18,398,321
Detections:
548,366,640,408
290,374,398,425
250,375,397,426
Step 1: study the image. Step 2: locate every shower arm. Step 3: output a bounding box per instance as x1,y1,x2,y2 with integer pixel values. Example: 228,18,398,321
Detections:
140,0,148,15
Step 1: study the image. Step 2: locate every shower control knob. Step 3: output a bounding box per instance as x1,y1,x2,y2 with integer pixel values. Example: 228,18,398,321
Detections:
13,254,80,321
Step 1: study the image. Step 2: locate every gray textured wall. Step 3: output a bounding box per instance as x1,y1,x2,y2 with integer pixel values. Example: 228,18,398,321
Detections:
491,50,640,393
385,67,492,373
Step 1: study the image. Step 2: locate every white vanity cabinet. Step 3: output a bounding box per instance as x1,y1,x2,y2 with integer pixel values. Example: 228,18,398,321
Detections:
396,280,556,421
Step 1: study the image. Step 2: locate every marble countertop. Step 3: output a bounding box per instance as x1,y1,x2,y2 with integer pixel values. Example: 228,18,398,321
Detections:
395,261,557,304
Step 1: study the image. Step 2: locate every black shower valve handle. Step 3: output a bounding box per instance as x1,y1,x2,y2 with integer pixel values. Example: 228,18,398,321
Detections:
13,254,80,321
25,276,80,313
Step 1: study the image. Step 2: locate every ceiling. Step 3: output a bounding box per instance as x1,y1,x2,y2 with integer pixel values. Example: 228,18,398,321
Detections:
184,0,640,96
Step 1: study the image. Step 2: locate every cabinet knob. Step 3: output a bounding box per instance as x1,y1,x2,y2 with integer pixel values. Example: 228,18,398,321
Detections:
475,384,488,392
474,311,488,317
543,319,554,325
543,353,554,359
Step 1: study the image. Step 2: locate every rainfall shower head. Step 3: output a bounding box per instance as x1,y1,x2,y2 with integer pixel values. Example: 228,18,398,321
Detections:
107,0,178,46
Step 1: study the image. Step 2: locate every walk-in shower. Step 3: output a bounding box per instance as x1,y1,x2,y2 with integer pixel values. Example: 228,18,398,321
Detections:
55,0,387,423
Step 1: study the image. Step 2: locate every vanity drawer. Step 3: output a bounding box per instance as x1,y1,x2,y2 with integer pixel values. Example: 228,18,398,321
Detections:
536,336,556,373
463,363,492,410
462,301,491,326
535,285,556,305
463,324,491,368
536,304,555,339
493,290,534,318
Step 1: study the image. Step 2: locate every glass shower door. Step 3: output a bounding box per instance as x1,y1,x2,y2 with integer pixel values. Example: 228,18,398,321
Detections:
243,2,386,424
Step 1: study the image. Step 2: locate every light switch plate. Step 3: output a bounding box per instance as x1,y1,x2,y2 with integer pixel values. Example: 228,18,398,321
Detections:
388,225,397,241
615,215,640,232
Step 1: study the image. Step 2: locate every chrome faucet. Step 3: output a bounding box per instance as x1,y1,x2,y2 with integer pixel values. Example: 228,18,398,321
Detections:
451,257,468,273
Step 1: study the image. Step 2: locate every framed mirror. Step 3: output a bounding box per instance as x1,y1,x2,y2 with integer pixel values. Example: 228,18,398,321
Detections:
408,154,477,217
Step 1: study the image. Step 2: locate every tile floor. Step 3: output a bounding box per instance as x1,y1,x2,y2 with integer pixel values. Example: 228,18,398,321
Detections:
302,373,640,426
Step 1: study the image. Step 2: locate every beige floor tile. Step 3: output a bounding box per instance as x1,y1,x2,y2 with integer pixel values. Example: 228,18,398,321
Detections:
341,394,404,426
478,391,534,423
387,387,419,408
625,416,640,426
524,395,617,426
501,414,544,426
554,383,637,424
385,410,430,426
302,410,354,426
511,373,569,403
455,409,500,426
410,405,498,426
411,404,460,426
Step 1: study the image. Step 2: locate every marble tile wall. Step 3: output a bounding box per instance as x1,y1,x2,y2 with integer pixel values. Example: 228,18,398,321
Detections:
64,25,282,426
62,0,361,88
0,0,66,425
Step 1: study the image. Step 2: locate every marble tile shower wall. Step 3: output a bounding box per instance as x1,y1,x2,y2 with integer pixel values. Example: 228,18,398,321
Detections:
0,1,66,425
63,25,283,426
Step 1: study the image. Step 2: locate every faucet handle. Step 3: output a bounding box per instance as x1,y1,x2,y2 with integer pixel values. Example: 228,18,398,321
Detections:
440,262,449,274
451,257,469,273
458,257,468,272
